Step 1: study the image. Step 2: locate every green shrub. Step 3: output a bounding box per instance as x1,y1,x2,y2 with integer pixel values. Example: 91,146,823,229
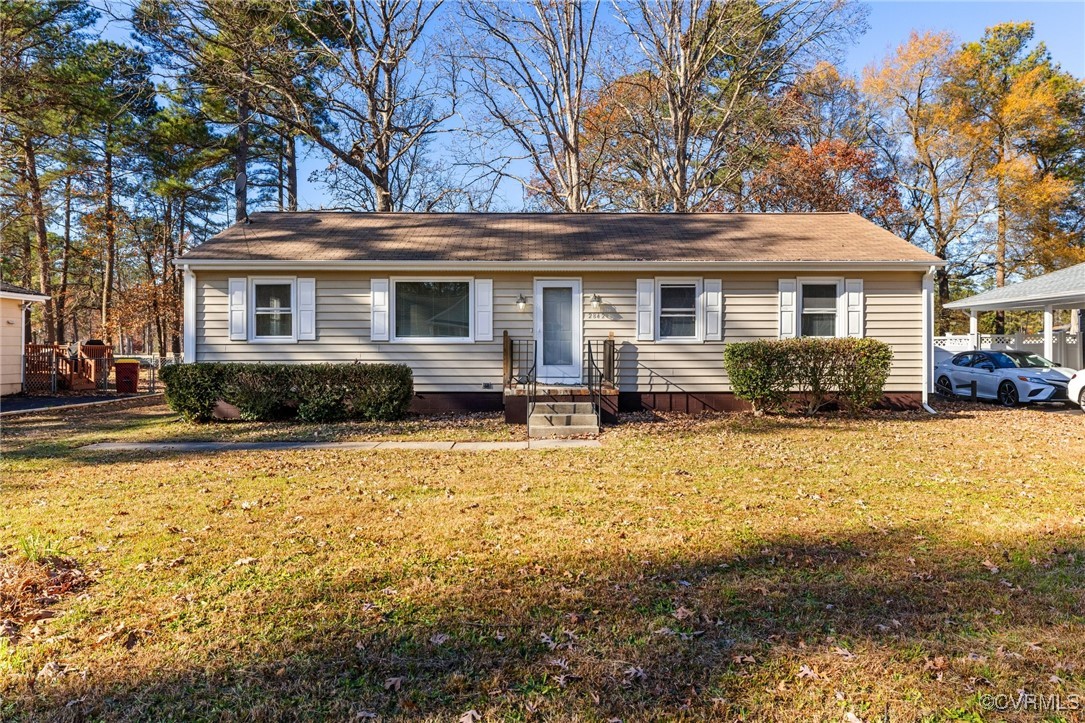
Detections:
835,338,895,414
295,365,348,423
160,363,228,422
224,365,295,421
723,338,893,415
723,340,793,414
161,362,413,423
784,338,842,415
344,363,415,421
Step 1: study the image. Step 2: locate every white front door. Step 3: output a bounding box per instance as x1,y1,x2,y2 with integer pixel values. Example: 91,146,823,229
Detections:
535,279,582,384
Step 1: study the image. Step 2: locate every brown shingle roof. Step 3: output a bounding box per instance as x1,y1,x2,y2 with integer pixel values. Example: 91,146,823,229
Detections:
181,212,941,264
0,281,49,298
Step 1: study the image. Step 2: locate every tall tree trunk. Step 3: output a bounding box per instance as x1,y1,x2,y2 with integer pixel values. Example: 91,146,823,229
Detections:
285,131,297,211
23,139,55,343
277,132,284,210
21,227,32,343
993,132,1008,334
170,199,185,357
235,87,250,221
56,173,73,343
101,125,116,344
936,268,951,336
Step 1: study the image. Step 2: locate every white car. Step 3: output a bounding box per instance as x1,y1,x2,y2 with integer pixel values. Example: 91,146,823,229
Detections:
934,350,1075,407
1069,369,1085,412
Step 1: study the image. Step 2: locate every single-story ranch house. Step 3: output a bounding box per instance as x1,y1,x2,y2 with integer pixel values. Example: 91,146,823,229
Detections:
1,281,50,396
179,212,943,423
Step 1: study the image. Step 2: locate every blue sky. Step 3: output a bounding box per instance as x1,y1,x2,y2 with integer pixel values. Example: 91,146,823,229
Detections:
104,1,1085,211
850,1,1084,78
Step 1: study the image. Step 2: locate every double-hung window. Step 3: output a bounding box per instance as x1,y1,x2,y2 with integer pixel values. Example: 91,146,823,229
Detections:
252,279,295,340
656,280,702,341
799,283,839,338
393,280,472,341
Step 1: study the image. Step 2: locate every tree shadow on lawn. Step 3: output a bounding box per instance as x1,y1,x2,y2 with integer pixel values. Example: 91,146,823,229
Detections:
14,527,1084,722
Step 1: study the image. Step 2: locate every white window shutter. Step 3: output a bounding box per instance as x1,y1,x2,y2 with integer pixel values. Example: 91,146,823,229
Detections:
475,278,493,341
845,278,864,338
778,279,797,339
297,278,316,341
371,278,390,341
704,279,722,341
636,279,654,341
228,277,247,341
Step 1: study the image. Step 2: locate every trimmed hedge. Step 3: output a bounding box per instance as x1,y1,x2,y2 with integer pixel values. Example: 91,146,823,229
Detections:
160,362,414,423
723,338,893,415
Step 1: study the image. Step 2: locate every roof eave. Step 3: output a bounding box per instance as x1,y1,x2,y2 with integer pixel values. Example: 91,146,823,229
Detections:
177,258,943,272
0,290,50,302
945,292,1085,311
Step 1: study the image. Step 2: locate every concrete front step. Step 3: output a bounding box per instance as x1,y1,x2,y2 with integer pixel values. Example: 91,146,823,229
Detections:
531,402,595,416
529,423,599,439
530,413,599,427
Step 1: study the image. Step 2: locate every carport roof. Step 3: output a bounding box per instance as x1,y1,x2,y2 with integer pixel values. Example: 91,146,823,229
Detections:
944,262,1085,311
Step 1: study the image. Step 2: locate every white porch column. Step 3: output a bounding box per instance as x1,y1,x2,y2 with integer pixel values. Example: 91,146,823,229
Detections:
1043,305,1054,362
969,309,979,349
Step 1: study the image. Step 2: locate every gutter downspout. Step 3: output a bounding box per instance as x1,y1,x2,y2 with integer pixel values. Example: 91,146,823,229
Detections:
921,266,937,414
182,265,196,364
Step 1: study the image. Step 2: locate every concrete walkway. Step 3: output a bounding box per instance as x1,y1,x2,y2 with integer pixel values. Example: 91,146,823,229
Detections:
82,438,600,453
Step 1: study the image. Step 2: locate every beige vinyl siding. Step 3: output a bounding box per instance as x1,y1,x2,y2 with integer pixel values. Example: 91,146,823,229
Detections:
1,298,25,395
194,270,925,393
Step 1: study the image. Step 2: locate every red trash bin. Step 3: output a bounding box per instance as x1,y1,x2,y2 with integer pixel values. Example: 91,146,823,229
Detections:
115,359,140,393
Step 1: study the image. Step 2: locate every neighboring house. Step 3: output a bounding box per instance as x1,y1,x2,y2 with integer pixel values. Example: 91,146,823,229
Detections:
1,282,50,396
178,212,944,419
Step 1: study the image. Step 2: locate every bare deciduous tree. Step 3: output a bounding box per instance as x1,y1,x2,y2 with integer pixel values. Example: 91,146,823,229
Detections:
457,0,604,212
611,0,864,212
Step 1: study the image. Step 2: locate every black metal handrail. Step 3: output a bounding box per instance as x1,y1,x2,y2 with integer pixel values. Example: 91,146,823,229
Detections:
525,340,537,442
586,340,604,430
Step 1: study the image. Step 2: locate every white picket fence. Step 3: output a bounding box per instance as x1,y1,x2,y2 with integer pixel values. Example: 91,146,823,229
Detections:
933,330,1083,368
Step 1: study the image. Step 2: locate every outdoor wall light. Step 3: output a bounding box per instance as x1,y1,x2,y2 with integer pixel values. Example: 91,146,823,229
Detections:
516,294,528,311
590,294,603,310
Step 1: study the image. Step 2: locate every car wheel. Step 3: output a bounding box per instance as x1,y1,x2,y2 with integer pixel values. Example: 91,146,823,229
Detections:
998,381,1020,407
936,375,954,398
1079,389,1085,413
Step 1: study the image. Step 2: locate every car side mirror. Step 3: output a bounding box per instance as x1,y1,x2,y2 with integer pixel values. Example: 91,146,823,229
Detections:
978,363,994,372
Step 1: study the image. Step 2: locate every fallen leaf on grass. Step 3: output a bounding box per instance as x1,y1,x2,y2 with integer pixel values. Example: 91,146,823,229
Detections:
460,710,481,723
384,676,405,691
981,558,1000,574
673,606,694,621
844,713,864,723
233,557,258,567
924,656,947,671
429,633,449,646
797,664,821,680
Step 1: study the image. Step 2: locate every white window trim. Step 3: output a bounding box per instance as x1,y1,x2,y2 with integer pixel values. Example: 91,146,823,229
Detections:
249,276,297,343
655,277,704,343
796,277,845,339
390,276,475,344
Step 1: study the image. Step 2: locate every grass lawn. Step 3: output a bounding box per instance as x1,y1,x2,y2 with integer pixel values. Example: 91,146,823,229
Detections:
1,399,1083,722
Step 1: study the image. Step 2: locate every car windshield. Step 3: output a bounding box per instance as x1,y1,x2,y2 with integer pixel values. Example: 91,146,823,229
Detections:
988,351,1056,369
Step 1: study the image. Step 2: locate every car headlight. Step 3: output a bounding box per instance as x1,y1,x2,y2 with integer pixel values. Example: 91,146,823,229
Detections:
1017,376,1048,384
